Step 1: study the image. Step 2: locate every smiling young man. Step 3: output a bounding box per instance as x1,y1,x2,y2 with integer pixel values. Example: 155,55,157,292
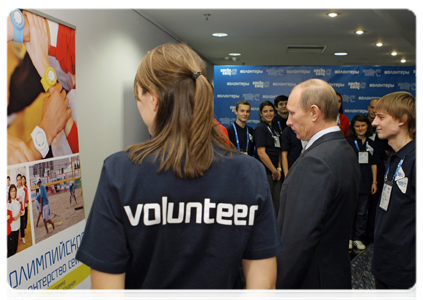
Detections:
227,100,254,156
371,91,416,289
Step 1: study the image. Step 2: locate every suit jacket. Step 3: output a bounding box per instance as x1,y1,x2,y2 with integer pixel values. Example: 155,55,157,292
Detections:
276,130,360,289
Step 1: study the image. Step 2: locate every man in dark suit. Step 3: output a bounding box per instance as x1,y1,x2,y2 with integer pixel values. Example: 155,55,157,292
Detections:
276,79,360,289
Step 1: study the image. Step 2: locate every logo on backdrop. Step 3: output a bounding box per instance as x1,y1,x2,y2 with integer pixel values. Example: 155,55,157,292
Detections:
286,69,311,75
273,82,296,87
227,82,250,87
335,70,360,75
348,82,366,90
216,94,240,99
344,108,369,114
342,95,356,103
358,96,379,101
263,95,279,100
314,68,332,76
363,69,382,77
221,68,237,76
219,117,232,125
329,83,345,89
240,69,263,74
368,83,395,88
266,68,285,76
243,93,261,101
398,82,416,91
252,81,270,88
384,70,410,75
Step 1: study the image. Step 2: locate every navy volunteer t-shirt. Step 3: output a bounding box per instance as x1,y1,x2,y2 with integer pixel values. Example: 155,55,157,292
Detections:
346,136,381,195
253,122,281,174
76,149,283,289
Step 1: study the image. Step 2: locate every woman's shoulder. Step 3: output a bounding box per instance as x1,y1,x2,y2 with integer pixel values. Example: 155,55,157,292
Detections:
221,151,263,171
345,135,357,144
101,150,160,183
254,122,267,132
103,151,140,171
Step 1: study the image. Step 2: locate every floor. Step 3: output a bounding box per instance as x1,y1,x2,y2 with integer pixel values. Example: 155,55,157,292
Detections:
351,243,375,289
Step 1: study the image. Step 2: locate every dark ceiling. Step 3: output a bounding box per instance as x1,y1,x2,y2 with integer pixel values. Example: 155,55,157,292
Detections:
136,9,416,67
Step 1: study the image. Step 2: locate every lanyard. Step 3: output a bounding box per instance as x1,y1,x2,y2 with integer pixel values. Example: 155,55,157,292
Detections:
267,125,277,137
232,123,249,151
277,121,282,130
385,156,406,182
337,114,341,126
354,140,368,151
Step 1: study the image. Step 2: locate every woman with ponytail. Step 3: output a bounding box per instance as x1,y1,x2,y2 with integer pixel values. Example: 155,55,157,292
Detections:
76,43,282,289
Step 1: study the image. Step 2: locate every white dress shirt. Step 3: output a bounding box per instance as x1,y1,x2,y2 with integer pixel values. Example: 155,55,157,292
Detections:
305,126,341,150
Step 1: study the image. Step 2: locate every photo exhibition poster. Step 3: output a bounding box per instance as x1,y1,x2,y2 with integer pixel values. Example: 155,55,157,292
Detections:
7,9,90,289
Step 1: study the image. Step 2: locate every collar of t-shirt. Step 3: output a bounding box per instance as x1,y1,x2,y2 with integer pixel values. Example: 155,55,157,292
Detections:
305,126,340,150
391,139,415,160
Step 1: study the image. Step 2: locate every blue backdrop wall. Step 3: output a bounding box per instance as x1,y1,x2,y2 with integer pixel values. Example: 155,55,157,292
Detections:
213,65,415,129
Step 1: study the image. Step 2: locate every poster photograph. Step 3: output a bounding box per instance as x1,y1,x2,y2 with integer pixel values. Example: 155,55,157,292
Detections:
7,9,78,166
6,9,90,290
29,156,85,245
7,166,33,258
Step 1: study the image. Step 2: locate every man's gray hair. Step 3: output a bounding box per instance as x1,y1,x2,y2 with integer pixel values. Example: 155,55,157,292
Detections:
294,79,338,122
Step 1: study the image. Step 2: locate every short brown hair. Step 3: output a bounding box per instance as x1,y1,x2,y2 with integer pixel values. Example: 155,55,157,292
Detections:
235,100,251,111
295,79,338,122
375,91,416,139
127,43,234,179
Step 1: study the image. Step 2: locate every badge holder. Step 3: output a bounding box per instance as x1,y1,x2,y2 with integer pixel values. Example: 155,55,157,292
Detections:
379,180,393,211
358,151,369,164
273,135,281,148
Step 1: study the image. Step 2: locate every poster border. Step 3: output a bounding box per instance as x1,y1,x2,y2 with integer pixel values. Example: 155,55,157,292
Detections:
22,9,76,30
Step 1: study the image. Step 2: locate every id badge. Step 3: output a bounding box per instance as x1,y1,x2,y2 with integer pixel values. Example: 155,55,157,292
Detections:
241,151,248,155
273,136,281,148
358,151,369,164
396,177,408,194
379,182,392,211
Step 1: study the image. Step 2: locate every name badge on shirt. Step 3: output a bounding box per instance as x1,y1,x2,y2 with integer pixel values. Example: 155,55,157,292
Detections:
358,151,369,164
241,151,248,155
366,144,374,156
380,182,392,211
396,177,408,194
396,166,406,180
273,136,281,148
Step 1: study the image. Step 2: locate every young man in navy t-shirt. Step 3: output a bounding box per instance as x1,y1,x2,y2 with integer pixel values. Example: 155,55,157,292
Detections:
226,100,254,156
371,92,416,289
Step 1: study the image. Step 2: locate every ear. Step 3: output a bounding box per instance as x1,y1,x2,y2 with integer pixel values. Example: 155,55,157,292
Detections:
136,85,143,100
150,92,159,113
310,104,320,121
398,115,408,127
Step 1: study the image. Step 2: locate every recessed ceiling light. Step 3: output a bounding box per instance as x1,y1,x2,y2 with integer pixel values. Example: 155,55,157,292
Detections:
355,30,364,35
401,59,406,63
212,33,228,37
327,13,338,17
229,53,241,56
376,43,383,47
334,52,348,56
391,51,398,56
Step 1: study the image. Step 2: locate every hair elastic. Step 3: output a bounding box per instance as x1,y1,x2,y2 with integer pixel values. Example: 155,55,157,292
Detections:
192,71,202,80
